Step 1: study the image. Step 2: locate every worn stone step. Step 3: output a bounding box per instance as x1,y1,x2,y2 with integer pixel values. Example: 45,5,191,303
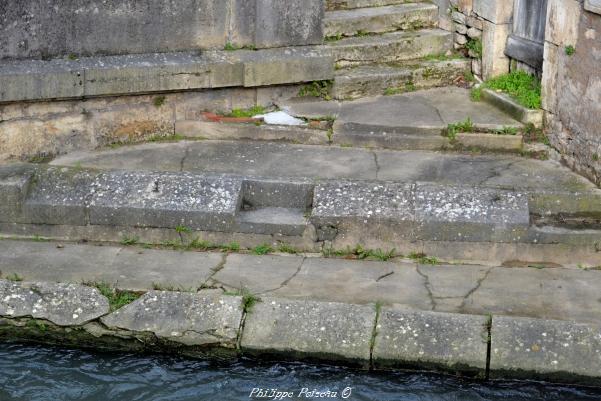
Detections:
332,58,470,100
327,0,421,11
324,29,453,66
325,3,438,37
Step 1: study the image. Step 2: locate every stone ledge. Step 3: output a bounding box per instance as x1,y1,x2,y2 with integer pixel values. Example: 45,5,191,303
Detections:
0,49,334,103
481,89,544,127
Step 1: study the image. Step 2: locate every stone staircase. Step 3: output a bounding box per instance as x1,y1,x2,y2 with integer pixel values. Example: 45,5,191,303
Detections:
322,0,470,99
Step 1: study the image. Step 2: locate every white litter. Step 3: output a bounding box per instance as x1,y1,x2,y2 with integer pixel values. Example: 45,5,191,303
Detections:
253,111,306,126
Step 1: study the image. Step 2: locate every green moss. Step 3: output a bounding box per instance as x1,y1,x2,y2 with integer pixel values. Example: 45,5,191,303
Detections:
298,81,333,100
153,96,166,108
146,134,186,143
478,71,542,109
466,38,482,58
225,106,266,118
565,45,576,56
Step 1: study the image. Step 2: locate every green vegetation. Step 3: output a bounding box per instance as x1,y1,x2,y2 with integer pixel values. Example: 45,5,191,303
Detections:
153,96,166,107
220,242,240,252
384,81,416,96
152,283,196,292
146,133,186,143
27,320,47,332
298,81,333,100
322,245,397,261
175,225,192,234
445,117,474,140
253,244,273,255
424,52,464,62
472,71,542,109
466,38,482,58
565,45,576,56
225,106,266,118
224,288,260,313
224,42,257,51
325,33,343,42
494,126,519,136
408,252,439,265
3,273,24,282
120,235,139,246
67,54,78,61
370,301,383,350
84,281,142,311
522,123,550,145
277,243,299,254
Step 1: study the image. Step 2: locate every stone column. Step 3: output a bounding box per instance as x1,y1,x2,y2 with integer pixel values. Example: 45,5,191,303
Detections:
473,0,514,79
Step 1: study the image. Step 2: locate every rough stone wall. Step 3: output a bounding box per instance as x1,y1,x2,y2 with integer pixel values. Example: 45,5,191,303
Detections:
441,0,513,80
542,0,601,186
0,0,324,60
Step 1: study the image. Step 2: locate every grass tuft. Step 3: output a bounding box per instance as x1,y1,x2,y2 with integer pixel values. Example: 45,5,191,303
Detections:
473,71,541,109
83,281,142,311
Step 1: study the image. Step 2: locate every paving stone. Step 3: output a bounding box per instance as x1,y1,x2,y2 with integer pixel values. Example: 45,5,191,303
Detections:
241,297,374,366
490,316,601,384
0,280,109,326
0,164,35,223
373,307,489,374
101,291,243,348
88,171,243,231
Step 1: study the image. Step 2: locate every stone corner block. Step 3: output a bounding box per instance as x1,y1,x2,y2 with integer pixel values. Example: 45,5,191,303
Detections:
0,280,110,326
373,308,489,374
490,315,601,385
585,0,601,15
101,290,244,348
546,0,582,47
0,164,36,223
241,297,375,366
473,0,513,24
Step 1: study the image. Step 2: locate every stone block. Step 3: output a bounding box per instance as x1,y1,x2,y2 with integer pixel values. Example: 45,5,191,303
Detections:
101,291,243,348
254,0,325,48
473,0,514,24
456,24,468,35
0,164,35,222
481,20,510,79
21,167,96,226
546,0,582,47
455,33,468,45
241,298,375,366
490,316,601,384
586,0,601,15
88,171,243,231
373,308,488,374
481,89,544,126
467,27,482,38
541,42,559,114
451,11,467,24
0,280,109,326
466,16,484,30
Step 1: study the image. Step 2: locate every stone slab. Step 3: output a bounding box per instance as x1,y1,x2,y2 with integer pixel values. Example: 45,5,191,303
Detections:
88,171,243,231
101,291,243,348
455,133,523,151
490,316,601,384
0,280,109,326
241,297,375,365
0,164,35,222
0,240,221,292
373,308,488,373
481,89,544,127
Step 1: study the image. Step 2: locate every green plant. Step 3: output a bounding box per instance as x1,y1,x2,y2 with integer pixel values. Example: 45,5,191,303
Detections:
84,281,142,311
470,86,483,101
277,243,298,254
565,45,576,56
325,33,343,42
187,237,213,251
224,42,239,51
466,38,482,58
152,282,195,292
253,244,273,255
495,126,519,136
369,248,396,261
5,273,23,282
242,291,260,313
147,133,186,143
522,123,550,145
409,252,439,265
67,54,78,61
120,235,139,246
445,117,474,140
593,153,599,162
226,105,266,118
27,320,47,332
478,71,542,109
153,96,166,108
370,301,383,350
298,81,333,100
175,225,192,234
220,242,240,252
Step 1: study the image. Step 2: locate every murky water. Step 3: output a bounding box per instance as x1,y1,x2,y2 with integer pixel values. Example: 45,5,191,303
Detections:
1,342,600,401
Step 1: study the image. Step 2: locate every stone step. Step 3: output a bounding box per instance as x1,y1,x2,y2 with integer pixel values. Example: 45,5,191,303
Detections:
327,0,422,11
324,29,453,66
325,3,438,38
332,58,471,100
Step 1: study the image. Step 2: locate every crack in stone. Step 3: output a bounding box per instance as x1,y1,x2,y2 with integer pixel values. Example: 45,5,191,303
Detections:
260,257,306,295
202,253,228,288
458,267,494,313
372,151,381,180
179,146,190,172
375,271,394,282
415,265,436,311
477,161,518,187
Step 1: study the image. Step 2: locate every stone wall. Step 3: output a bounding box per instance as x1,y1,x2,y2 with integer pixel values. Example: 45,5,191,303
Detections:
441,0,513,80
542,0,601,186
0,0,324,60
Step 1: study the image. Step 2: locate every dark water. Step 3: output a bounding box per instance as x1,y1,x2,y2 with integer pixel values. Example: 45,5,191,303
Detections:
1,343,601,401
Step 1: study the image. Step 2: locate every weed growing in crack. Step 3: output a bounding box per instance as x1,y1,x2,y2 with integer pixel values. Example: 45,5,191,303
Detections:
3,273,23,282
120,236,139,246
277,243,299,254
83,281,142,311
253,244,273,255
445,117,474,140
409,252,439,265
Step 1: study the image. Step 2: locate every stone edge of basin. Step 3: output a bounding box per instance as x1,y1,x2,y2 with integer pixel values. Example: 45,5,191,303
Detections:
1,278,601,386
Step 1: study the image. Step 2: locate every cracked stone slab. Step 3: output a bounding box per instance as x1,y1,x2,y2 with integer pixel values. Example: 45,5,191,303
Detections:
89,171,242,231
0,163,36,223
373,307,488,374
241,297,374,366
0,280,109,326
490,316,601,384
210,254,304,294
101,290,243,348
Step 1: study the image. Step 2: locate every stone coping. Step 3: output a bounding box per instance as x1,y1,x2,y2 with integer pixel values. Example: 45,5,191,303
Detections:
481,89,544,127
0,48,334,103
1,278,601,385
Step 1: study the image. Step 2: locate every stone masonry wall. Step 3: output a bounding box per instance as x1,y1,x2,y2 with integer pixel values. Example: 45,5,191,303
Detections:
0,0,324,60
542,0,601,186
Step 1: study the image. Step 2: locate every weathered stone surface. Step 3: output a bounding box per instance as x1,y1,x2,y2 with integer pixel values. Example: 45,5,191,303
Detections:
481,89,544,126
0,280,109,326
473,0,513,24
481,20,511,79
455,132,523,151
0,164,35,222
241,298,374,365
490,316,601,384
325,3,438,37
374,308,488,373
327,0,417,11
89,171,242,231
255,0,324,48
101,291,243,348
21,167,96,226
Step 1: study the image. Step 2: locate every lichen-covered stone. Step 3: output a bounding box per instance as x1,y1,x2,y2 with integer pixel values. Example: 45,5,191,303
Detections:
241,298,374,366
101,291,243,348
373,308,489,374
0,280,109,326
